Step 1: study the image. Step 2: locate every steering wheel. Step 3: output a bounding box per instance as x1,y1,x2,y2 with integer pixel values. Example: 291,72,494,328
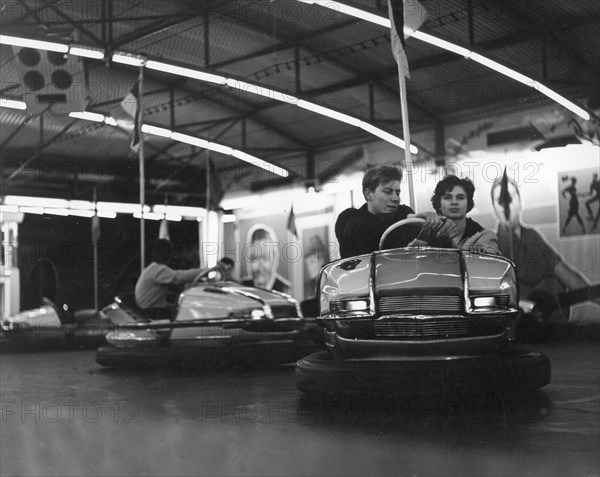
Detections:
379,217,428,250
188,268,224,288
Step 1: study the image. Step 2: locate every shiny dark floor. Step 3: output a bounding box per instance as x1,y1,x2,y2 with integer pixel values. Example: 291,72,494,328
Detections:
1,325,598,477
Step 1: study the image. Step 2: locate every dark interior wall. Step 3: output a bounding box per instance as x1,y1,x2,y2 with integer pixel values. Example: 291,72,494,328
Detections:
18,214,201,311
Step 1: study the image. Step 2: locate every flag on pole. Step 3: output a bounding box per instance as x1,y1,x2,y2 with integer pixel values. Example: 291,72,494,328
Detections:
206,157,225,211
120,82,141,152
287,206,298,239
388,0,427,78
91,214,100,244
159,218,170,240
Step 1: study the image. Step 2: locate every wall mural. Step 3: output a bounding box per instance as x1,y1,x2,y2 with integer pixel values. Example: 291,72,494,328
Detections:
491,169,600,323
557,168,600,236
241,223,291,294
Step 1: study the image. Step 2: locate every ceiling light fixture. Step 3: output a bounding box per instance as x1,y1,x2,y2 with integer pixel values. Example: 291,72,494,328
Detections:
44,208,69,216
69,46,105,60
0,35,418,153
97,210,117,219
69,111,105,122
3,195,70,208
146,60,227,85
96,201,148,214
295,0,591,121
68,209,95,218
68,111,290,178
0,99,27,110
0,34,68,52
111,52,145,67
297,100,362,127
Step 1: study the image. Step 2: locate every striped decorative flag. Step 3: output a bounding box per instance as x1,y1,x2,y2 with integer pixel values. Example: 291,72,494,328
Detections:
388,0,427,78
159,218,170,240
91,215,100,244
287,206,298,238
120,82,141,152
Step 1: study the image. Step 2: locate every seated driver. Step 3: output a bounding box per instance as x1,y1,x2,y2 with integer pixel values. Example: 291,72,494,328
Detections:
135,239,222,320
422,175,499,254
335,164,454,258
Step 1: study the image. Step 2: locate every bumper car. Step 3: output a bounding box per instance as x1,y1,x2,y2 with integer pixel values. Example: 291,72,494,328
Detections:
295,218,551,398
95,272,319,368
1,297,108,349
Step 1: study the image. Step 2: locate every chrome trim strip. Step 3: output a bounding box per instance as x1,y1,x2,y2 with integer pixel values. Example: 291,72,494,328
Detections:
369,252,377,316
112,317,302,330
204,285,274,319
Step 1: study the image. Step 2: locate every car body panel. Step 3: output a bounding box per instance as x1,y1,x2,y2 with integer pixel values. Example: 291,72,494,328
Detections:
100,281,309,352
1,300,107,347
317,247,520,360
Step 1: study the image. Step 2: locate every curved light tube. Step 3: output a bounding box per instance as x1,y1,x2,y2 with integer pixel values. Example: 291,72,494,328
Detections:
68,112,290,178
0,35,417,154
295,0,590,121
0,99,27,110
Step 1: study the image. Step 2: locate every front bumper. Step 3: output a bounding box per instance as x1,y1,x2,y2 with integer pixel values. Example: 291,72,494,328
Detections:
296,347,551,397
324,328,510,359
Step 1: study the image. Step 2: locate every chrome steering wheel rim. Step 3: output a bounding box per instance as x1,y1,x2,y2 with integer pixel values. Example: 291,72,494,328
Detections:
379,217,426,250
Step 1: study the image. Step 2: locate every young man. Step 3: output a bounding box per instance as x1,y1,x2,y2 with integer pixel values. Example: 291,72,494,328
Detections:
335,165,453,258
218,256,236,281
135,239,222,319
427,175,499,254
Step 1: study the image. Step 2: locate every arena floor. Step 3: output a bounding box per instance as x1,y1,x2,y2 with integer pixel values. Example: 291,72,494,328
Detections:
1,323,598,477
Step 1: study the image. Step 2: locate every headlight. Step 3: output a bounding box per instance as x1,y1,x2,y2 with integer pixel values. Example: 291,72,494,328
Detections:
471,295,510,309
330,298,370,314
469,269,518,312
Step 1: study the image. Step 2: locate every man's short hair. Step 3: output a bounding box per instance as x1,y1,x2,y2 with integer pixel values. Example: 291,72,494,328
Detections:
152,239,174,264
219,257,235,268
362,165,403,198
431,175,476,213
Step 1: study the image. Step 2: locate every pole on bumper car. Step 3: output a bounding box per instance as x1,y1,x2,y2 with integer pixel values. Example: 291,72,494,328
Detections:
92,187,100,311
137,65,145,274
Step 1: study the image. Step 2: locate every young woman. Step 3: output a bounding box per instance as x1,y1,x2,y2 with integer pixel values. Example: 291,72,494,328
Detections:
427,175,499,254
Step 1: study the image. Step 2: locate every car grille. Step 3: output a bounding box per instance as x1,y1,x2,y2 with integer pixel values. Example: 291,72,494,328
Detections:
378,295,462,313
373,317,470,339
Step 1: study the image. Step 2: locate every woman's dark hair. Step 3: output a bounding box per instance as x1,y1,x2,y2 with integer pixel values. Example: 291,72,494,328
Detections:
152,239,174,264
362,165,403,197
431,175,475,213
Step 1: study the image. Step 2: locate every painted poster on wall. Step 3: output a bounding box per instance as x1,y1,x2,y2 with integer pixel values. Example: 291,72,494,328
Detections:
238,216,292,295
558,168,600,237
490,167,600,324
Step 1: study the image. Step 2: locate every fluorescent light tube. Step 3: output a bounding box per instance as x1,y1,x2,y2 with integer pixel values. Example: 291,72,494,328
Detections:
69,46,105,60
146,60,227,85
112,53,145,67
4,195,69,208
0,99,26,110
69,111,105,122
0,34,68,52
171,132,209,148
141,124,173,138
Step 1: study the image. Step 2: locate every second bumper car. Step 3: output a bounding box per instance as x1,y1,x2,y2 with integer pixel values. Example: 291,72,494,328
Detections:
96,280,319,368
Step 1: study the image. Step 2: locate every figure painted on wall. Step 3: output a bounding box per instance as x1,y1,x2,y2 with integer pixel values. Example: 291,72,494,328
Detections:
242,224,291,294
491,169,599,328
570,95,600,146
560,176,586,235
585,172,600,229
302,227,330,299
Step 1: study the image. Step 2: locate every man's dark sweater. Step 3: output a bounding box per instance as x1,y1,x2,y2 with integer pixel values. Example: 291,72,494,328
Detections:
335,203,414,258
